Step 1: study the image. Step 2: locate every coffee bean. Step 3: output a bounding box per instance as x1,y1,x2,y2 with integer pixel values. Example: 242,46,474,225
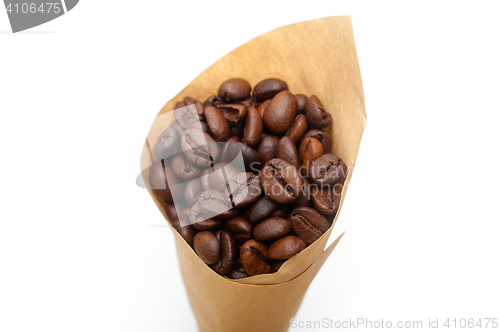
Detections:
309,153,347,187
200,167,212,190
311,185,342,216
169,120,184,135
271,260,286,273
229,121,245,138
186,120,210,134
257,99,271,118
263,90,297,135
289,206,331,244
180,128,221,167
295,94,308,114
175,101,186,109
185,179,202,206
198,189,237,220
208,162,241,192
261,158,303,204
174,104,199,129
268,235,306,260
302,129,332,153
149,161,181,203
220,136,241,163
253,78,289,102
227,269,250,279
225,217,253,244
243,106,263,147
285,114,308,143
217,104,247,126
193,231,220,265
270,206,289,219
183,96,197,105
305,95,331,128
236,142,263,172
248,196,279,225
227,172,262,208
291,178,312,208
298,137,323,177
276,136,300,169
256,135,279,164
218,78,251,101
253,217,292,241
171,153,201,180
154,127,181,160
190,203,223,230
204,95,226,108
172,220,197,247
240,240,271,276
236,96,255,109
204,106,230,142
165,203,179,222
211,230,237,275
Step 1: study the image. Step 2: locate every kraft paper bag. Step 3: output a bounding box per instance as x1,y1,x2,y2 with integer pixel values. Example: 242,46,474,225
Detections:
140,15,366,332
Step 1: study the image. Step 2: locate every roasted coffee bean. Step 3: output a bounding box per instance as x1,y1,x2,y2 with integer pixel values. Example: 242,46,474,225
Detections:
204,106,230,142
285,114,308,143
211,230,237,275
270,206,289,219
276,136,300,169
253,78,289,102
289,206,331,244
172,220,197,247
253,217,292,242
217,104,247,126
261,158,304,204
311,185,342,216
174,104,199,129
268,235,306,260
171,153,201,180
185,179,202,206
193,231,220,265
183,96,197,105
149,162,181,203
198,190,237,220
220,136,241,163
248,196,279,225
154,127,181,160
181,128,221,167
227,269,250,279
295,94,308,114
291,178,312,208
236,96,255,108
208,162,241,192
271,260,286,273
190,203,223,230
227,172,262,208
243,106,263,147
186,120,210,134
257,99,271,118
236,142,263,172
225,217,253,244
204,95,226,108
256,135,279,164
305,95,331,128
175,101,186,109
263,90,297,135
240,240,271,276
200,167,212,190
229,121,245,138
169,120,184,135
165,203,179,222
309,153,347,187
298,137,323,177
218,78,251,101
194,101,205,121
303,129,332,153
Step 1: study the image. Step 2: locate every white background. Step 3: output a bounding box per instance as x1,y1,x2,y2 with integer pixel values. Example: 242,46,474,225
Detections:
1,1,499,331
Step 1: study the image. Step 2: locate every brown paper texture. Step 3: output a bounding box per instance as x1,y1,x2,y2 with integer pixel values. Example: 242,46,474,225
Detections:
140,16,366,332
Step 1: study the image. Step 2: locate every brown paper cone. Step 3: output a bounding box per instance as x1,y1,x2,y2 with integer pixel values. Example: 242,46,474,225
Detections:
140,16,366,332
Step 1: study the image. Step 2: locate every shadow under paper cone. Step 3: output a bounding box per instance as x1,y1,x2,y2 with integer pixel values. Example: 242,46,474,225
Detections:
140,15,366,332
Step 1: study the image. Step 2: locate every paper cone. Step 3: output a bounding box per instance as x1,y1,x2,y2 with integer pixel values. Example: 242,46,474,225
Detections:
140,15,366,332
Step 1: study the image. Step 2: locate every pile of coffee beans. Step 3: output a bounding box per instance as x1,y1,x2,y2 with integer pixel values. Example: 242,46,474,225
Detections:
150,78,347,278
